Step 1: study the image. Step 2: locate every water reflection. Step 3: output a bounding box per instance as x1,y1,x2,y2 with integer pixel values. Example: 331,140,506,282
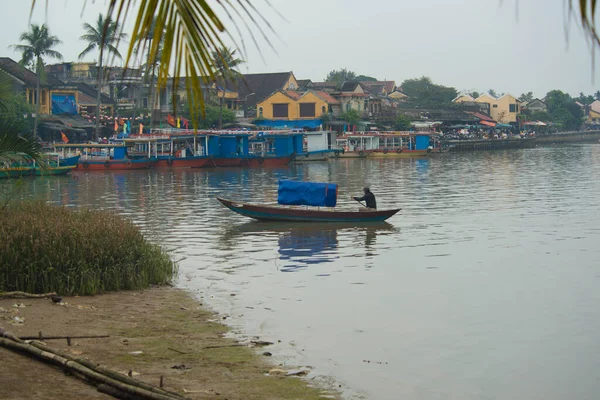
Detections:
10,145,600,400
221,221,396,272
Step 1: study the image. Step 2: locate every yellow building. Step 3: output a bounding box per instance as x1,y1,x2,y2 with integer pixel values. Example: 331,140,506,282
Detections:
256,90,339,120
454,93,520,123
452,94,475,103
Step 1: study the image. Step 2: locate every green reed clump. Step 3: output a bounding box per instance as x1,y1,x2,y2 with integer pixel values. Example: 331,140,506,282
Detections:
0,202,177,295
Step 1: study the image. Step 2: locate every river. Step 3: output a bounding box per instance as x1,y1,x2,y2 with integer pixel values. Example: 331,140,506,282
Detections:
14,143,600,400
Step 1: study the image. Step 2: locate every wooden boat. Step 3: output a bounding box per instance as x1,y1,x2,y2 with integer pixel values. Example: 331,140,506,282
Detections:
217,198,400,222
78,158,155,170
155,156,209,168
208,155,293,168
54,144,156,170
0,165,76,179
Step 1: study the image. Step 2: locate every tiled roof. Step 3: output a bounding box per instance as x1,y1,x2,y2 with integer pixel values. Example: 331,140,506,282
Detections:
296,79,312,88
340,81,361,92
360,81,396,94
314,91,340,104
285,90,302,100
0,57,63,87
234,72,295,107
311,81,337,89
466,111,495,122
337,92,368,97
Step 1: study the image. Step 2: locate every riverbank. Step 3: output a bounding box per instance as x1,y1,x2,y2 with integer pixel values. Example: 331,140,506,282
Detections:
0,286,337,400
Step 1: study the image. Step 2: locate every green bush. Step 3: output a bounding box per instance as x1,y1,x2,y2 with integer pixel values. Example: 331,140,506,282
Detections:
0,202,177,295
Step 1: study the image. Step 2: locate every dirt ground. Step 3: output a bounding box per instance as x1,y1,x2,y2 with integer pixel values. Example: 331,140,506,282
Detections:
0,286,337,400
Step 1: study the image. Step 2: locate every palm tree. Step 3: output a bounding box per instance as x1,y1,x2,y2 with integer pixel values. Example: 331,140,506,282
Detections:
79,14,127,140
12,24,62,138
211,47,243,129
28,0,600,130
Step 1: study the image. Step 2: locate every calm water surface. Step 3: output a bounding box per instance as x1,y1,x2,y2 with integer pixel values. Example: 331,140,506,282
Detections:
16,144,600,400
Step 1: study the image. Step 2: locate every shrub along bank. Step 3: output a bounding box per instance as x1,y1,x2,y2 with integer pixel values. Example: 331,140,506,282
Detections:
0,202,176,295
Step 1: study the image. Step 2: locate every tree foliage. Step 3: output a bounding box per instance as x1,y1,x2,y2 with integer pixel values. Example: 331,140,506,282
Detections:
325,68,357,84
488,89,498,98
184,104,235,128
0,70,42,167
470,91,480,98
400,76,458,109
519,92,534,103
545,90,584,130
394,114,412,130
340,109,361,125
356,75,377,82
573,92,596,105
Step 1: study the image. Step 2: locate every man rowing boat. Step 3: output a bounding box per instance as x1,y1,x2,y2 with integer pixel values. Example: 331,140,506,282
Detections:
353,187,377,209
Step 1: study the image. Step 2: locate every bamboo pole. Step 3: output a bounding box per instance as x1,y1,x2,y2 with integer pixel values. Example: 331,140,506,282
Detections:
0,338,180,400
28,341,186,400
19,334,110,341
0,291,57,299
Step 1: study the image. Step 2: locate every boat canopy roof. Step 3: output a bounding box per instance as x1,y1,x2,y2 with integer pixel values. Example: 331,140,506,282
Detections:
54,143,126,148
277,180,338,208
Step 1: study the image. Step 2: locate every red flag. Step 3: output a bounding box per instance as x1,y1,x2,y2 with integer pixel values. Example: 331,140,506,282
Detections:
61,131,69,144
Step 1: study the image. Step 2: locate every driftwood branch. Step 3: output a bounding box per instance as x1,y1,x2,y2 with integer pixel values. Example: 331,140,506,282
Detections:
20,334,110,341
0,326,188,400
0,291,57,299
203,344,244,349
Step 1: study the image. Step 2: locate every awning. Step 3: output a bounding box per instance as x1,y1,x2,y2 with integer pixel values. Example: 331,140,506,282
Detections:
480,120,496,127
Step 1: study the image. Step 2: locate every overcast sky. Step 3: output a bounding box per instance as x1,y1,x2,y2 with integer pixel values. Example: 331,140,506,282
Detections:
3,0,599,98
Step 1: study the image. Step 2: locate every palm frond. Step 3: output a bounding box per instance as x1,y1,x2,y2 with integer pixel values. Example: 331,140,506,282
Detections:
104,0,272,125
0,133,43,168
106,44,122,59
78,43,97,60
43,49,63,60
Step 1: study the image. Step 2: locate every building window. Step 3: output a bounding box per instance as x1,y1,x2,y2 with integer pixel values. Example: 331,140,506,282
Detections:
299,103,316,117
258,107,263,117
322,105,326,114
346,102,351,112
41,90,47,105
272,103,289,118
288,83,296,90
509,104,518,113
492,104,498,108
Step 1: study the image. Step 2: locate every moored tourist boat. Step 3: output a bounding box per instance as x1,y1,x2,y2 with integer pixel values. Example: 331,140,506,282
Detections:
218,180,401,222
369,131,441,158
332,134,379,158
0,165,76,179
123,133,211,168
54,144,156,170
294,131,339,162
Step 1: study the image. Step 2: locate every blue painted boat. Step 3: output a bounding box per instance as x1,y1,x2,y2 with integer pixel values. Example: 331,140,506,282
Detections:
54,155,80,167
216,197,400,222
217,180,400,222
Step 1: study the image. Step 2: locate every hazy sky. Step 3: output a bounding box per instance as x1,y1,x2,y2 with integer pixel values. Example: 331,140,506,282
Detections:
3,0,599,98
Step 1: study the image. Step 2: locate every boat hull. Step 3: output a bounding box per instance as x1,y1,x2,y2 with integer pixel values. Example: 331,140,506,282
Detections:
155,157,209,168
369,149,435,158
331,151,372,159
77,159,155,170
0,165,76,178
208,156,292,168
293,150,337,162
217,197,400,222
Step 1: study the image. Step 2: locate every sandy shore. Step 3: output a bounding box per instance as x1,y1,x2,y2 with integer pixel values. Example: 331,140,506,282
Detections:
0,286,338,400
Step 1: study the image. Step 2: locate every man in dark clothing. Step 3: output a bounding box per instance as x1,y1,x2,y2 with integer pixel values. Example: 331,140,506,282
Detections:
353,187,377,209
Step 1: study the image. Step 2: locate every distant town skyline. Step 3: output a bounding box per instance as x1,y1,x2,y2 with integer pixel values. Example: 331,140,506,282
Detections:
2,0,598,98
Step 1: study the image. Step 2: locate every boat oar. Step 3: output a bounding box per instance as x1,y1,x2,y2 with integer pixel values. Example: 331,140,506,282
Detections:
352,197,366,207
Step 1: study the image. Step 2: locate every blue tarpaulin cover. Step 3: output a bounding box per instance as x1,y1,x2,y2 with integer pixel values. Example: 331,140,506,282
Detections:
278,180,338,207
